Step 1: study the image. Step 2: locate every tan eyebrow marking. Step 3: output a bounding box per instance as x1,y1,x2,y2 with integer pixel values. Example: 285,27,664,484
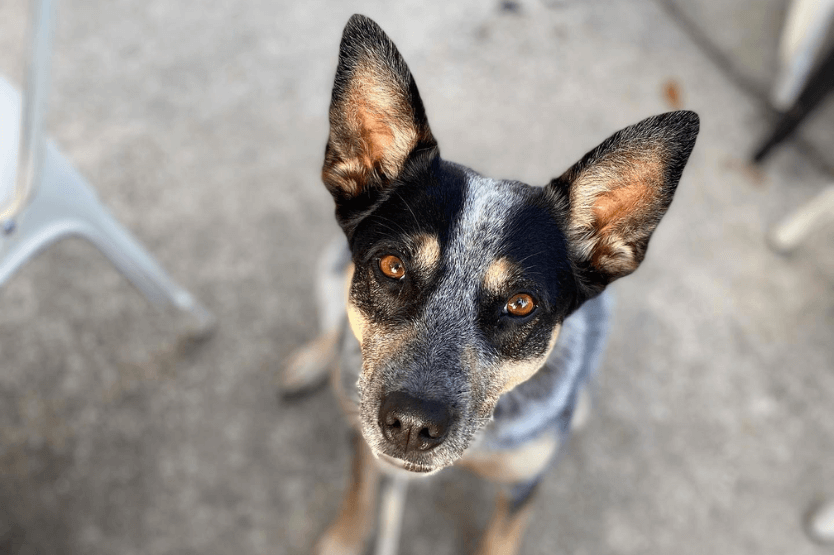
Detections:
483,258,517,294
412,233,441,272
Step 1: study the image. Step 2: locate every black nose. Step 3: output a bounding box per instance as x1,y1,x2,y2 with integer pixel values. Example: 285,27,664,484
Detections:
378,391,452,453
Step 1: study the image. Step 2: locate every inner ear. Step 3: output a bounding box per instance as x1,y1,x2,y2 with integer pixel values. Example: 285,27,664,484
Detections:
591,155,663,231
342,68,416,183
323,15,437,201
576,150,667,275
547,111,699,296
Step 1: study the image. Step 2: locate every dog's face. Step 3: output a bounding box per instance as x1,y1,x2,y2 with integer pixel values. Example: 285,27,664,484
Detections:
322,15,699,474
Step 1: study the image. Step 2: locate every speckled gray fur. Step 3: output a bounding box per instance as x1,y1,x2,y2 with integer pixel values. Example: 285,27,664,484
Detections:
325,232,612,469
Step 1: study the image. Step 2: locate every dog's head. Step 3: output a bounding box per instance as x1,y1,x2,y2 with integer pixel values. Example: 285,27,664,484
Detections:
322,15,699,473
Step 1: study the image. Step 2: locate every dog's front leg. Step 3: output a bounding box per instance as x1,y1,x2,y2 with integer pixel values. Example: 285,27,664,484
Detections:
314,433,380,555
460,431,559,555
475,479,539,555
374,474,408,555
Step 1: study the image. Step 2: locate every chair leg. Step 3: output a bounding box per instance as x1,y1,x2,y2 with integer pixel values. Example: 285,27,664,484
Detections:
768,186,834,252
753,43,834,163
0,204,81,287
806,497,834,544
79,203,216,334
771,0,834,109
1,144,215,335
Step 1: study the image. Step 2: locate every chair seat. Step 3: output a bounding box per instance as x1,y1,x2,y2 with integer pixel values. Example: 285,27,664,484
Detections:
0,75,21,212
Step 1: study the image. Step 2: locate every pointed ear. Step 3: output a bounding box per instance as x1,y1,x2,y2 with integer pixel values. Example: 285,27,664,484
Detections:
323,15,438,224
546,111,699,297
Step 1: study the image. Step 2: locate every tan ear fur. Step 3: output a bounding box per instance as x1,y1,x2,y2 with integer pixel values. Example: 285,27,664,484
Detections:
566,147,668,279
547,111,699,295
325,61,422,196
323,15,436,199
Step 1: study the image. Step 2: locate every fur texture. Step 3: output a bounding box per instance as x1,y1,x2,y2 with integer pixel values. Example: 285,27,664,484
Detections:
320,15,698,475
292,13,699,555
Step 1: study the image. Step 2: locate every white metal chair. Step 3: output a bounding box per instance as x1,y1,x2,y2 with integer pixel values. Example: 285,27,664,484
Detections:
770,0,834,111
1,0,214,333
754,0,834,253
766,5,834,545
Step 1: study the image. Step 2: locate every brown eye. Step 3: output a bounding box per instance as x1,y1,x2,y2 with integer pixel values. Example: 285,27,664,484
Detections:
506,293,535,317
379,255,406,279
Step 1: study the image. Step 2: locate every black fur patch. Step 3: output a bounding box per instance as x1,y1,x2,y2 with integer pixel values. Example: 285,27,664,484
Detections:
349,159,578,361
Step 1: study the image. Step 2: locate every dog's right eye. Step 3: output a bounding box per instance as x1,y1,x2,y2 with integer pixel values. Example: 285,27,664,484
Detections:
506,293,536,317
379,255,406,280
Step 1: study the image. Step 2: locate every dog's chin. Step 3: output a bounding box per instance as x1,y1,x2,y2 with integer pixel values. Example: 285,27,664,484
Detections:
362,430,470,476
358,422,470,476
375,452,444,476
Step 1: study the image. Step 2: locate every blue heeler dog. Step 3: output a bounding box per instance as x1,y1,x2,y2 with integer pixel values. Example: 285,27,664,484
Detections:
283,14,699,555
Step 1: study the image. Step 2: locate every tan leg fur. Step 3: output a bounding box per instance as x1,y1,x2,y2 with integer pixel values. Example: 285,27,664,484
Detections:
475,489,536,555
314,436,381,555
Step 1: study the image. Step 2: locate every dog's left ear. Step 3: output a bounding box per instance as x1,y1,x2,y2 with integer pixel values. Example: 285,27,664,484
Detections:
546,111,699,298
323,15,438,232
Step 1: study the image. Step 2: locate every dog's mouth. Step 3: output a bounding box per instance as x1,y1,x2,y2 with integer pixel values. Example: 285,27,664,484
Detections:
376,452,442,475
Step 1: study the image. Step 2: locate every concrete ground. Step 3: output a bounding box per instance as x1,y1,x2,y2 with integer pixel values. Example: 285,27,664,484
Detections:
1,0,833,554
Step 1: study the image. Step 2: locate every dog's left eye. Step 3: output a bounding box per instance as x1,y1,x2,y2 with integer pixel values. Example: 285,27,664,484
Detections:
505,293,536,317
379,255,406,280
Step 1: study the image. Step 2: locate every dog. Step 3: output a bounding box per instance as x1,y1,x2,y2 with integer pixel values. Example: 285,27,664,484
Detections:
282,14,699,555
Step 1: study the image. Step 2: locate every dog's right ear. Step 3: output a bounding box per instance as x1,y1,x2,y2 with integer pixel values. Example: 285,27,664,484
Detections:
323,15,438,233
